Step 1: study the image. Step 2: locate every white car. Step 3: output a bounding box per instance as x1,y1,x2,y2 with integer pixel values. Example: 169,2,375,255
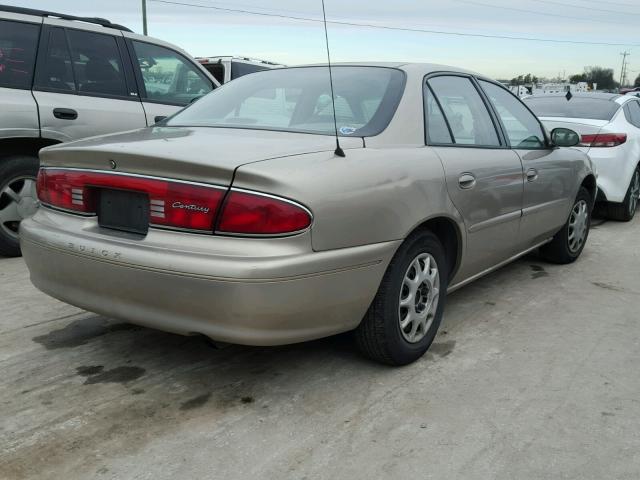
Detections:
524,93,640,221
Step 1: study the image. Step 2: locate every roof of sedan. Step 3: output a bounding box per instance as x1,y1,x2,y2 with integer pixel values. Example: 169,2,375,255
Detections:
293,62,478,76
527,92,621,101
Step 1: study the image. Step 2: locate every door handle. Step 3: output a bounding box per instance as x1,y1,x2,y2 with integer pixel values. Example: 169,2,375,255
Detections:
53,108,78,120
458,173,476,189
154,115,167,124
526,168,538,182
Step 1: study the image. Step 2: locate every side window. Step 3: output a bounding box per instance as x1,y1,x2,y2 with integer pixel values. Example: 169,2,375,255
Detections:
627,101,640,129
424,84,453,144
0,19,40,90
230,62,268,80
66,30,127,97
35,28,75,92
132,41,213,105
480,80,546,149
427,76,500,146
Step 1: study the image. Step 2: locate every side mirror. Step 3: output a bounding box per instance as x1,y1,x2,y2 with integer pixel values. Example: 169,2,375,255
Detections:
551,127,580,147
154,115,167,124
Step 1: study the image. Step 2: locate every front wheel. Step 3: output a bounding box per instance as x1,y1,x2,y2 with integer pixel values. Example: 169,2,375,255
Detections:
355,229,449,366
540,186,591,264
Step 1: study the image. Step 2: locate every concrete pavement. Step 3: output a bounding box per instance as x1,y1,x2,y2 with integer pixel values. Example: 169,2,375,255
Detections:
1,216,639,479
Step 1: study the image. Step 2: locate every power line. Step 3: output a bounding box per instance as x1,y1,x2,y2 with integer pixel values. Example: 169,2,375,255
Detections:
527,0,640,15
452,0,636,25
147,0,640,47
571,0,640,7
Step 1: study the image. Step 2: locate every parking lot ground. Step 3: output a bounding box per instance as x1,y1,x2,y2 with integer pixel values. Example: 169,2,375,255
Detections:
1,216,640,480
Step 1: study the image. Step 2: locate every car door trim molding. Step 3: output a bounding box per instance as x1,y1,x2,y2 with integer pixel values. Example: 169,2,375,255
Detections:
467,209,522,233
521,198,567,218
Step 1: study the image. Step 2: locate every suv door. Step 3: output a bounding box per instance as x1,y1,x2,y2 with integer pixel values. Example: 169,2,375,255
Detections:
425,74,524,280
0,16,40,141
126,39,215,124
33,24,147,142
478,80,575,248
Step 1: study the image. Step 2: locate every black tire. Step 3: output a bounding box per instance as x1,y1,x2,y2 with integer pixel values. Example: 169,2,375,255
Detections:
606,166,640,222
540,186,592,264
0,155,39,257
355,229,449,366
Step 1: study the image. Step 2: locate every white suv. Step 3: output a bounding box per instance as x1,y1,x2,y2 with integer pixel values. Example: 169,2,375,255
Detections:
196,56,284,84
0,6,219,256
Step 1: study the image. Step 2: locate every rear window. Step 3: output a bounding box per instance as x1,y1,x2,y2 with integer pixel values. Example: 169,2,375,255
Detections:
0,20,40,90
230,61,270,80
523,96,620,120
166,66,406,137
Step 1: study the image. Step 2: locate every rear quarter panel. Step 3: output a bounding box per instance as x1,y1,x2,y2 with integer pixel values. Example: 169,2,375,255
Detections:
232,147,465,252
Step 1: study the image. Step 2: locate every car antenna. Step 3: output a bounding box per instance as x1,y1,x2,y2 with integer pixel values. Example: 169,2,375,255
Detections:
321,0,345,157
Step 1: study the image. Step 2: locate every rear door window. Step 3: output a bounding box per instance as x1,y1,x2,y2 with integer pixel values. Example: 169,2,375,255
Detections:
424,85,453,144
0,19,40,90
427,76,500,147
132,41,213,105
66,30,128,98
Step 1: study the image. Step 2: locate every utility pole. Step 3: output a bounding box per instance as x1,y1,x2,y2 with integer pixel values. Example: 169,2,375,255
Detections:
620,51,630,87
142,0,148,35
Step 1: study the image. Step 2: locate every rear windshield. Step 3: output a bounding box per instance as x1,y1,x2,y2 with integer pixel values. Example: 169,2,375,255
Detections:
523,96,620,120
166,66,406,137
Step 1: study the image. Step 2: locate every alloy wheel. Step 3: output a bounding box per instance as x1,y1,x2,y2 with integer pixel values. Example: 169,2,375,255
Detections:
398,253,440,343
0,176,38,240
568,199,589,254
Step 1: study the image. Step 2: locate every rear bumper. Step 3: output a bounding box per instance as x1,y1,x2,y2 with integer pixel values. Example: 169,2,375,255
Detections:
21,208,399,345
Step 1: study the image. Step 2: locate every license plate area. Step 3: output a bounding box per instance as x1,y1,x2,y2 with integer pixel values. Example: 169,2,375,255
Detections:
97,189,149,235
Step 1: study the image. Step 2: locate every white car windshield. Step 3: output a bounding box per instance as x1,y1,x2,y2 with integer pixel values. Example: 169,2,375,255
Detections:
166,66,405,137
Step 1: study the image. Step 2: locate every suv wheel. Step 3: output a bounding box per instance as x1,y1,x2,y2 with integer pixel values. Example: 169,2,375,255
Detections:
607,166,640,222
355,229,448,366
0,156,39,257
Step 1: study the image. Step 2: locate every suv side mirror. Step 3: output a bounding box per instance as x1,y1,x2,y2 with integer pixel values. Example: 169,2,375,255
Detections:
551,127,580,147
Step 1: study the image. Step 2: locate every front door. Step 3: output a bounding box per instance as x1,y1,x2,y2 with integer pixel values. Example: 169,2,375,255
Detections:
33,26,146,143
425,75,524,282
478,80,575,248
126,39,215,125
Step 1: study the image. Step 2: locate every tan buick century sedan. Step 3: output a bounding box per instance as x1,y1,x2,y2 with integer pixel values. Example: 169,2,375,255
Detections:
21,63,596,365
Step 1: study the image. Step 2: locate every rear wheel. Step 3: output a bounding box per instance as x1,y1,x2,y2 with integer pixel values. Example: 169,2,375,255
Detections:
540,186,591,264
0,156,39,257
607,166,639,222
355,230,448,366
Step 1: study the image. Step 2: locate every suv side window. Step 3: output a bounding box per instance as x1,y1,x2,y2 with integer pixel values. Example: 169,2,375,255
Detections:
35,27,75,92
627,101,640,129
427,76,500,147
66,29,128,97
480,80,546,149
0,19,40,90
132,41,212,105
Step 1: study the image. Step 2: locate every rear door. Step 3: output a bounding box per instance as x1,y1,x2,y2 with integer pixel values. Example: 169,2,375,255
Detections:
33,23,146,143
478,80,575,248
425,74,524,280
125,38,216,124
0,16,41,140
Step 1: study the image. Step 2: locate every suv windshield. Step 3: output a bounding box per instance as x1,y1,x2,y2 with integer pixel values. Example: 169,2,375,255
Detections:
166,66,405,136
523,96,620,120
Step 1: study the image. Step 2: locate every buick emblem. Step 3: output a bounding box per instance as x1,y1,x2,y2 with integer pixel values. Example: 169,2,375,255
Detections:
109,159,117,170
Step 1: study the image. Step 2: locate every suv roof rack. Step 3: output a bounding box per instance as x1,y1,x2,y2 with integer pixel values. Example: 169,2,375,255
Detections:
0,5,133,32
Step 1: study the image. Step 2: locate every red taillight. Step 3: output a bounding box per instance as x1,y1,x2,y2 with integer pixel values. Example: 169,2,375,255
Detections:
37,168,225,232
580,133,627,147
217,190,312,235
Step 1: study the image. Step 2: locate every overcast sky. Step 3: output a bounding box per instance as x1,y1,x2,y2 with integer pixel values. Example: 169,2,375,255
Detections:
9,0,640,80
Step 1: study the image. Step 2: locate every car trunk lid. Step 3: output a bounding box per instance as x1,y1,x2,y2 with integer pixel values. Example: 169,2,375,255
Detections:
39,126,363,186
538,117,609,153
